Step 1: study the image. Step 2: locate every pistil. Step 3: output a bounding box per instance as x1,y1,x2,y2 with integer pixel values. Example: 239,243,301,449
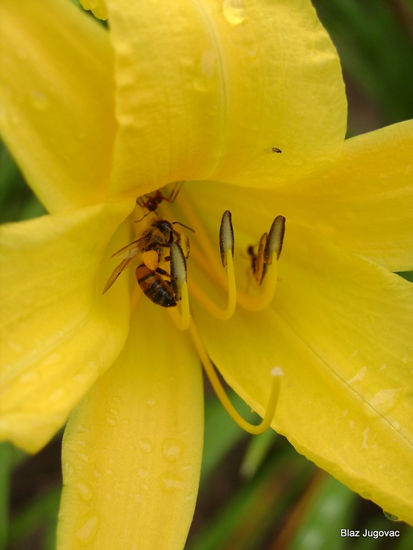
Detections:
169,241,190,330
189,320,283,434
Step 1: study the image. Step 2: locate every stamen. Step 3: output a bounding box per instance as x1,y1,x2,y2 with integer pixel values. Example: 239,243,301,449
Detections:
189,321,283,434
188,211,236,320
169,242,190,330
219,210,234,267
265,215,285,263
236,215,285,311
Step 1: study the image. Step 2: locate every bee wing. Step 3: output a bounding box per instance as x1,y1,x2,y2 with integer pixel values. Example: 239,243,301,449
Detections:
111,237,145,257
102,257,133,294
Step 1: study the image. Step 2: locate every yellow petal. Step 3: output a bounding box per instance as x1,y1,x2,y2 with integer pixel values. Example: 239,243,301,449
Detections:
274,120,413,272
193,224,413,523
80,0,108,20
105,0,346,198
0,199,133,453
0,0,115,212
58,299,203,550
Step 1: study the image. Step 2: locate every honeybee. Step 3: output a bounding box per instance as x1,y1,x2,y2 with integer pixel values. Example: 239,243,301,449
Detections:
103,218,192,307
135,264,177,307
135,182,183,222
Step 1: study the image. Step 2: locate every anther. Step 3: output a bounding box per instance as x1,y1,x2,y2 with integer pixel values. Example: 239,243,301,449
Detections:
169,242,190,330
189,321,283,434
264,215,285,264
188,210,236,320
236,215,286,311
219,210,234,267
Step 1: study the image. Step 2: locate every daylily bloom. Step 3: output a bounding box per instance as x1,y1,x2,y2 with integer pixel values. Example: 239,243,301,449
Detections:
1,0,412,547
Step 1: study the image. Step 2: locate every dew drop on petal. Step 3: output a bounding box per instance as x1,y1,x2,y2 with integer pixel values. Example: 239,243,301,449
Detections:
76,514,99,544
138,438,153,453
162,438,183,462
63,461,74,480
29,90,48,110
76,481,93,501
48,388,65,402
223,0,245,25
161,473,185,493
145,398,157,407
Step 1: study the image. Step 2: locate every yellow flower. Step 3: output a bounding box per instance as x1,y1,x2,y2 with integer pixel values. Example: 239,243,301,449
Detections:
1,0,412,546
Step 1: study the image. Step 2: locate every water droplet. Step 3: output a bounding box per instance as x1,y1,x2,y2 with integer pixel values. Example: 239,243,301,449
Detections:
19,371,39,384
63,461,74,479
30,90,48,110
161,473,184,493
138,468,148,478
347,366,367,385
138,439,153,453
370,388,400,413
223,0,245,25
44,353,61,365
145,398,157,407
162,438,183,462
76,481,93,501
76,514,99,543
193,78,209,93
383,510,400,522
78,453,89,463
49,388,65,402
105,416,117,426
362,427,369,449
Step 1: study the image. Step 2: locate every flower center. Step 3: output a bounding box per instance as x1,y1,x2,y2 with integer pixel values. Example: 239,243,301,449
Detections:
104,182,286,434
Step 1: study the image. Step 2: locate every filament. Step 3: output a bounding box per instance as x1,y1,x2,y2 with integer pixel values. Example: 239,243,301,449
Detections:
236,253,279,311
188,250,236,320
189,321,282,434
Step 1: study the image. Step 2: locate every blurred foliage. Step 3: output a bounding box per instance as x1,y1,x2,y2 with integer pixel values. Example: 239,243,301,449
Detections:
1,0,413,549
0,143,46,224
314,0,413,134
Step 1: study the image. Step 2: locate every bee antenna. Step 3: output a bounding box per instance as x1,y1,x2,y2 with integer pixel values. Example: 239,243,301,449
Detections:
134,211,150,223
172,221,195,232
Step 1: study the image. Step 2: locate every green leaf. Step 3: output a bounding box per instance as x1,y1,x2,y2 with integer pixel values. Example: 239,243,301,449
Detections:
8,487,61,548
0,443,13,550
201,393,254,484
190,445,313,550
287,476,356,550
